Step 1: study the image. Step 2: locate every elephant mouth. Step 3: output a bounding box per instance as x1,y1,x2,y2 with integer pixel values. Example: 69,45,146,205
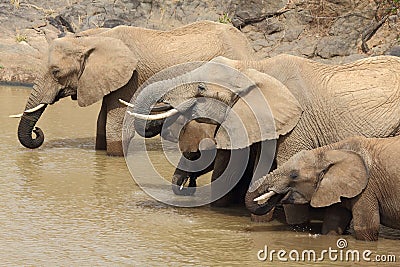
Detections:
251,190,287,215
53,88,77,103
152,101,174,112
195,117,220,125
280,190,309,205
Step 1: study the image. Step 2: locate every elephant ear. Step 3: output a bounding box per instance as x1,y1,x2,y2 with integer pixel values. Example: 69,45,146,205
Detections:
77,36,138,107
215,69,303,149
311,149,369,208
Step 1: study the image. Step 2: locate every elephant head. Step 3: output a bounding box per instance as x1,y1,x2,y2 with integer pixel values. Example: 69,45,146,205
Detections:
16,33,137,149
245,148,369,215
128,57,303,152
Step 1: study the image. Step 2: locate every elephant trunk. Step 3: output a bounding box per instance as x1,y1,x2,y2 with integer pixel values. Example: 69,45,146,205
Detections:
245,175,285,215
17,75,53,149
18,107,46,149
134,118,165,138
131,78,184,138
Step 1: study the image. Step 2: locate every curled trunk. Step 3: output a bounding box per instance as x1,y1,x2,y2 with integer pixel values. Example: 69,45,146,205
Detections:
130,80,177,138
245,189,284,215
170,151,215,196
134,118,165,138
18,108,46,149
130,64,199,138
245,176,286,215
17,74,54,149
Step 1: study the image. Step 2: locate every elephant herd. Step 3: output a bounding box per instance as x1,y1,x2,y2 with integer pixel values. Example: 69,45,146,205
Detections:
12,21,400,241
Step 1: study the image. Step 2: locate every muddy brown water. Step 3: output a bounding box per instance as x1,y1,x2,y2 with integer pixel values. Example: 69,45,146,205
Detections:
1,85,399,266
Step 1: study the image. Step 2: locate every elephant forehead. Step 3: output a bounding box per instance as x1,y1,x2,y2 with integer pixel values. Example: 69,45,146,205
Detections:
163,83,198,103
202,84,236,103
50,38,78,55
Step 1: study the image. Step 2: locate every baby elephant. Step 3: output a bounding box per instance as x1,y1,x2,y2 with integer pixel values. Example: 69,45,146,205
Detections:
246,135,400,241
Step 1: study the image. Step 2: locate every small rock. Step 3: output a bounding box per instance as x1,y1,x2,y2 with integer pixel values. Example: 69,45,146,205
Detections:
386,45,400,57
297,37,318,57
284,26,304,42
388,15,398,23
29,19,47,30
316,36,356,58
263,20,285,35
103,19,127,28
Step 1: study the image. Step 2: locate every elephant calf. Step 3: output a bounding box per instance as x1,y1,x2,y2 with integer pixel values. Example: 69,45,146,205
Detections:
246,135,400,241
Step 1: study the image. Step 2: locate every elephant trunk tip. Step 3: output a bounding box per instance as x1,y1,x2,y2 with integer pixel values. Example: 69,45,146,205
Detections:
245,189,284,216
18,126,45,149
17,107,46,149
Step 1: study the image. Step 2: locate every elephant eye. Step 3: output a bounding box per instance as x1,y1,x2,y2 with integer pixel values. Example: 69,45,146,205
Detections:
289,171,299,180
51,67,61,78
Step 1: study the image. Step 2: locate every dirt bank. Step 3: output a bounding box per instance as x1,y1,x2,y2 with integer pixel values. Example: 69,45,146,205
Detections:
1,0,399,84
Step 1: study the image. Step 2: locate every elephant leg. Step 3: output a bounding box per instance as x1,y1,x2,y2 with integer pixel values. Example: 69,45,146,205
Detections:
105,105,126,156
321,204,352,235
283,204,311,225
95,100,107,151
351,196,380,241
211,149,233,207
230,142,267,206
102,72,137,156
210,148,250,207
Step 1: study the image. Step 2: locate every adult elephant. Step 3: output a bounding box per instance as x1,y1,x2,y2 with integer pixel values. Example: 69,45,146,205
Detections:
13,21,255,156
129,54,400,228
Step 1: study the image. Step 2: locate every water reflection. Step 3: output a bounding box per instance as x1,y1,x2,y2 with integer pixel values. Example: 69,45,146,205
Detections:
0,86,399,265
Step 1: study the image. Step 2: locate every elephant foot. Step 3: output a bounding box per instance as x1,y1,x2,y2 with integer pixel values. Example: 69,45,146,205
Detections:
250,209,274,222
172,174,197,196
354,227,379,241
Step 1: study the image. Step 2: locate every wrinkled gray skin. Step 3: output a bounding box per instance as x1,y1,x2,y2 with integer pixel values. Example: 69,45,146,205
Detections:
246,136,400,241
133,55,400,227
16,21,255,157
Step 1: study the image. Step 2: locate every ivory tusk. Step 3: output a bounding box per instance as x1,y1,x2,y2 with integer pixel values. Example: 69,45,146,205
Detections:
9,113,23,118
24,104,46,113
180,177,189,190
119,99,134,108
120,98,172,112
254,191,276,205
127,108,179,120
9,104,46,118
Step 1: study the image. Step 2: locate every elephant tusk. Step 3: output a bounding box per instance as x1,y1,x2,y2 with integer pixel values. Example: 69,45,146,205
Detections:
9,104,46,118
127,108,179,120
254,191,276,205
119,99,135,108
180,177,189,190
120,98,173,112
24,104,46,113
9,113,23,118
